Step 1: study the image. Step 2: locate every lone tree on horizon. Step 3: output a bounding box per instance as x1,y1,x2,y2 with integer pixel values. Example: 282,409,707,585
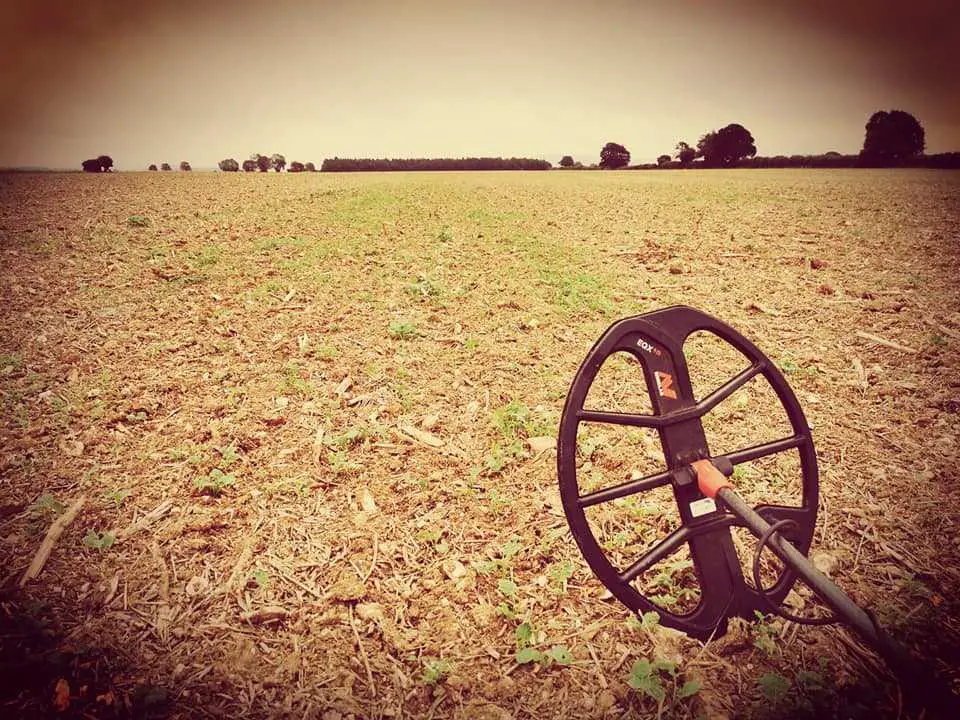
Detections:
861,110,924,164
559,155,574,168
657,154,672,166
148,164,158,171
271,153,286,172
304,162,317,172
218,158,240,172
697,124,756,167
82,155,113,172
599,142,630,169
242,159,257,172
179,161,191,171
161,162,172,171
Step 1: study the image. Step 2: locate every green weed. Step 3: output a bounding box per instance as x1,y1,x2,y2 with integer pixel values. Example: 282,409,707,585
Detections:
31,494,64,516
421,658,453,685
757,672,791,703
194,468,235,496
0,354,23,373
548,559,574,594
388,320,421,339
83,529,115,550
405,277,442,302
103,489,132,508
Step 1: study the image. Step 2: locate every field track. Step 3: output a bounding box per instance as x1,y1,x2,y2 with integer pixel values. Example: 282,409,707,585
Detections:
2,169,959,718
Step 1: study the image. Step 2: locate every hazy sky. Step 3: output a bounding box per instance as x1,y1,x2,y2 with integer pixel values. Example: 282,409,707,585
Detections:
2,0,958,169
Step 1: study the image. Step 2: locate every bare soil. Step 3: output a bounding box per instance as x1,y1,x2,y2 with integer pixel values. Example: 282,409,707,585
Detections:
1,169,959,718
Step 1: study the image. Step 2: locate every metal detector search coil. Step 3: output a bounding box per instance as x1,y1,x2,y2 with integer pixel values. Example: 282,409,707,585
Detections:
557,305,958,715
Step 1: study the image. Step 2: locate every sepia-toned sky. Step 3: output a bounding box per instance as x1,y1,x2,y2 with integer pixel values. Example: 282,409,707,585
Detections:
1,0,958,169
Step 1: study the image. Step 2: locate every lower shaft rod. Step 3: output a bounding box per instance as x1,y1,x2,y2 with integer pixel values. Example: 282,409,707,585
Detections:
716,487,958,715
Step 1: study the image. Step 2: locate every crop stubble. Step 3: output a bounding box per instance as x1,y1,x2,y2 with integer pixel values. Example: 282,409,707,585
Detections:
1,169,959,717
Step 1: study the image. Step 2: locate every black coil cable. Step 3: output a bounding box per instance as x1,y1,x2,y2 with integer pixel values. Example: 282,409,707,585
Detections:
751,518,839,626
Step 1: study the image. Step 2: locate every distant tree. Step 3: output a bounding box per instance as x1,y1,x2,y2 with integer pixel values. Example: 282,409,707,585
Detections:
288,161,305,173
179,161,191,171
82,155,113,172
242,159,257,172
657,154,671,166
218,158,240,172
697,124,756,167
251,154,271,172
599,142,630,169
824,151,842,158
559,155,574,168
675,141,696,165
161,162,172,171
861,110,924,164
148,164,158,171
304,162,317,172
270,153,286,172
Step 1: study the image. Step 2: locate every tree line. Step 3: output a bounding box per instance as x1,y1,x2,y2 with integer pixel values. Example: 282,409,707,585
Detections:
82,109,957,173
320,157,552,172
558,110,958,171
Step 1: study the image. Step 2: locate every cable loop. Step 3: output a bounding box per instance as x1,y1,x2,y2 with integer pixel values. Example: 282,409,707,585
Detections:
752,519,838,626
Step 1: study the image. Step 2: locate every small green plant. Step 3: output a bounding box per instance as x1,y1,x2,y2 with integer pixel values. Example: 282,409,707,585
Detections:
31,494,65,516
421,658,453,685
515,621,535,648
282,363,314,396
192,244,222,267
930,333,947,347
627,657,671,703
757,672,791,703
103,489,132,507
83,529,115,550
491,401,555,440
548,559,575,594
437,227,453,242
325,426,366,449
752,611,780,656
485,488,511,514
405,277,442,302
194,468,235,496
0,354,23,373
313,345,338,361
463,336,480,351
480,439,525,476
388,320,421,340
627,610,661,632
515,645,574,667
475,536,522,575
216,445,240,467
327,450,362,475
251,569,270,589
776,358,819,377
127,215,149,227
495,577,524,619
415,525,448,553
649,558,697,608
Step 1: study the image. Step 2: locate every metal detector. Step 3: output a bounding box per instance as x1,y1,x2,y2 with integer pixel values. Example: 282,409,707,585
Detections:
557,305,958,715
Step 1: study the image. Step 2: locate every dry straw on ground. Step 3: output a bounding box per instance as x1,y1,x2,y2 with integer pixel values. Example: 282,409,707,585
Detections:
1,169,958,718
